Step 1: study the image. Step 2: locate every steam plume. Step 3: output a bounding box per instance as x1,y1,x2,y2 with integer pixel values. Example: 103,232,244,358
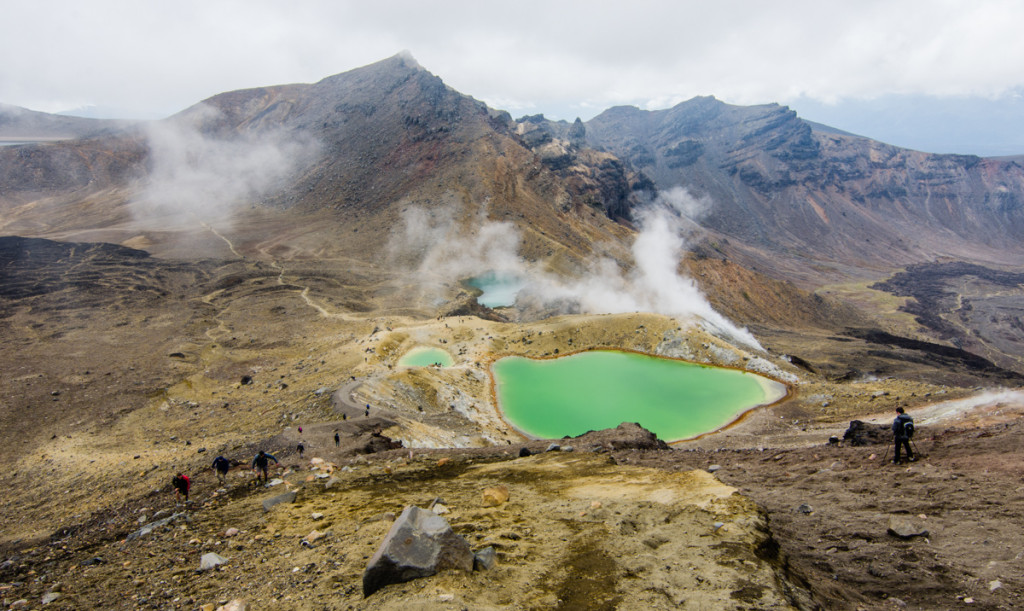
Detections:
133,104,319,228
389,187,761,350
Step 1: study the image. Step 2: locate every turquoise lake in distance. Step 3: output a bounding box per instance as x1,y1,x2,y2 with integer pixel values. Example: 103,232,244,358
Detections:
397,346,454,368
466,271,525,308
493,350,787,441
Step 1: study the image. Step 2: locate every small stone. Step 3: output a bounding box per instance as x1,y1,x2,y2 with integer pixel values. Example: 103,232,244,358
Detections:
200,553,229,571
41,592,61,604
590,501,602,510
887,515,929,539
304,529,326,544
482,485,510,507
216,600,247,611
432,503,450,515
436,457,450,467
964,597,974,604
797,504,813,514
545,443,560,452
224,528,239,537
311,512,324,521
712,521,725,532
707,464,721,473
262,491,297,512
989,579,1003,592
474,546,497,571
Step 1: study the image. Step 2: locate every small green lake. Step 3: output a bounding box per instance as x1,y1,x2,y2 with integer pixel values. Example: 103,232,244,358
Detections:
492,350,786,441
466,271,525,308
397,346,454,368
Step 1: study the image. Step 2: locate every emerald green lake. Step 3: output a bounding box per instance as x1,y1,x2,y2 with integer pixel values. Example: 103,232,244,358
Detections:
397,346,454,368
493,350,786,441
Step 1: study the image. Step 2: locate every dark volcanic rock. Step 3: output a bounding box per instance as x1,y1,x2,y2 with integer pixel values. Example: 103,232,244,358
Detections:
842,420,891,446
363,506,473,597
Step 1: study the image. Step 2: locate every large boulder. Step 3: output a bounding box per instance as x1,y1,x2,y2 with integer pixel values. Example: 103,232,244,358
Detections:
842,420,891,446
363,506,473,597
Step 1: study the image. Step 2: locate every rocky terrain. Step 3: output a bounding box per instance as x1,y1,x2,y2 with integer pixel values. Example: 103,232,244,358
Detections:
2,54,1023,609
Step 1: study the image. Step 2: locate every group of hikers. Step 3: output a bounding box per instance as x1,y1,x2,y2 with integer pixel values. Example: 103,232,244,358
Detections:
170,449,281,503
169,408,915,503
170,427,347,503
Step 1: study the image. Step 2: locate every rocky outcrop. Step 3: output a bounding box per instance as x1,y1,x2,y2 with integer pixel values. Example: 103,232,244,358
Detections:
362,506,474,596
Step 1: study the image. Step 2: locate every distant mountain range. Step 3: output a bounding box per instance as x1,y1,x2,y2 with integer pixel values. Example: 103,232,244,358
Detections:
1,54,1022,372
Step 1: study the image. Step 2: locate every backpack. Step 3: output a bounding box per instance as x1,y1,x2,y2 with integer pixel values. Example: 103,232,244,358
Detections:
904,420,915,439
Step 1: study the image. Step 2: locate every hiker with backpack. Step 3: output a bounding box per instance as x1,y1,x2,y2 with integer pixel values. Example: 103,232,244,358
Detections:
892,406,915,464
251,450,279,484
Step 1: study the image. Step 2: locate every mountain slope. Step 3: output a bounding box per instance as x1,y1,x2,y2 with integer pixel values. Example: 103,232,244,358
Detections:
584,98,1024,283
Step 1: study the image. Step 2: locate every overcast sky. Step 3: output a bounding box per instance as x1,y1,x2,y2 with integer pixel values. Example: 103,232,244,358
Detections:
4,0,1024,153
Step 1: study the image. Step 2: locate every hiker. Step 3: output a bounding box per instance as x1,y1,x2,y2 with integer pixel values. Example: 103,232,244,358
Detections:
297,442,305,458
172,472,190,503
298,426,302,435
892,406,915,464
365,404,370,417
251,450,279,484
212,455,230,483
334,431,340,447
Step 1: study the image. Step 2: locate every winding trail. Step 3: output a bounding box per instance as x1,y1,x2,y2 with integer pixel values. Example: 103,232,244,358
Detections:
201,222,243,259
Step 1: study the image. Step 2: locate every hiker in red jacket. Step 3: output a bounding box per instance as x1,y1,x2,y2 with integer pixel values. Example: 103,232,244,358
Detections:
172,472,191,502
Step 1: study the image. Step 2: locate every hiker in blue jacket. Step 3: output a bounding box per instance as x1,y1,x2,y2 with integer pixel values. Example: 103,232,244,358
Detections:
892,407,915,464
251,450,279,484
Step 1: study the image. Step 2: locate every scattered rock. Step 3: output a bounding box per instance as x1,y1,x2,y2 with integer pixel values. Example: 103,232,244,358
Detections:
363,506,473,597
311,512,324,521
303,529,327,545
518,447,532,457
797,504,813,514
707,464,722,473
989,579,1003,592
482,485,510,507
545,443,561,452
41,591,61,604
474,546,497,571
262,491,297,512
887,515,929,539
224,528,239,537
199,553,229,571
216,600,247,611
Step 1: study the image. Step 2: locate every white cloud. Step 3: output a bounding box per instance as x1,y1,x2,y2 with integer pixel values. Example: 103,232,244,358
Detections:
3,1,1024,120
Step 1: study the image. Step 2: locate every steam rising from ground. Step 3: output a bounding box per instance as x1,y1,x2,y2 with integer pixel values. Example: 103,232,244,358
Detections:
133,104,318,228
390,188,762,350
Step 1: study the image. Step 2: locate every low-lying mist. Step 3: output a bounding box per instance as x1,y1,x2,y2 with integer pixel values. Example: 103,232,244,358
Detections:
131,104,320,232
388,187,762,350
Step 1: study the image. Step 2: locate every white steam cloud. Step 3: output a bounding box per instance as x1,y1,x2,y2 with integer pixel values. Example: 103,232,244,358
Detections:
133,104,319,227
390,187,762,350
